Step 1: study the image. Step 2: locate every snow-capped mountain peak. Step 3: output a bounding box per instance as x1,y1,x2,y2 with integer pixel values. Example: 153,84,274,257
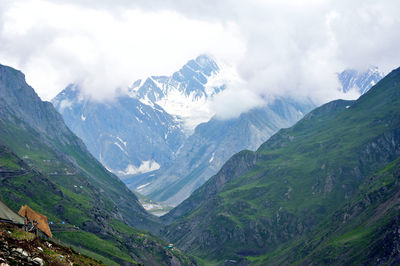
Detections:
129,54,224,133
338,66,384,95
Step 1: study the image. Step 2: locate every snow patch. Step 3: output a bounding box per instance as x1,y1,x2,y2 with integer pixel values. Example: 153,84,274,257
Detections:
114,142,128,155
136,182,150,190
139,96,155,108
118,160,161,176
104,166,113,172
154,86,213,134
209,152,215,163
116,136,127,147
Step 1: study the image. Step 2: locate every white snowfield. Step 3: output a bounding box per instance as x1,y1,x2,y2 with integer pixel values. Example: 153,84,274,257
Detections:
117,160,161,176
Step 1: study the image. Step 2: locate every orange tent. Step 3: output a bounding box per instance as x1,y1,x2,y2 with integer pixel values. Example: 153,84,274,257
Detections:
18,205,52,238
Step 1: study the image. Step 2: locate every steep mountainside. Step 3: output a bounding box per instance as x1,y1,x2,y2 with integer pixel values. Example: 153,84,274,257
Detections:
256,158,400,265
53,84,185,178
137,97,314,206
0,64,193,265
162,67,400,263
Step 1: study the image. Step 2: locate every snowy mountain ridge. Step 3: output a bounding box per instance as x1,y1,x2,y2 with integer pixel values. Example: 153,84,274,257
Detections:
338,66,384,95
128,55,225,133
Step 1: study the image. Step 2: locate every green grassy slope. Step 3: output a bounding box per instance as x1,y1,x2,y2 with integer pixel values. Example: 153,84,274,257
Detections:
0,142,193,265
0,64,193,265
162,67,400,263
251,157,400,265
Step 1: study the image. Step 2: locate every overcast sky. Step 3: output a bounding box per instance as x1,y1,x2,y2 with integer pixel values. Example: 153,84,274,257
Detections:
0,0,399,117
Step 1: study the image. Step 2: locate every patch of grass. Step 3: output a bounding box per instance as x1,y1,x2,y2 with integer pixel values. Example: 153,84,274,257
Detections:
54,231,136,264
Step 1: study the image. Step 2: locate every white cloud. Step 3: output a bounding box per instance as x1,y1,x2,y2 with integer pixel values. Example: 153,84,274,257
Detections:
0,0,399,118
117,160,160,176
0,0,244,101
211,86,265,120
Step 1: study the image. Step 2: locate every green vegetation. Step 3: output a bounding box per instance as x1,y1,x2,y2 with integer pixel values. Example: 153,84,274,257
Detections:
54,231,137,264
249,157,400,265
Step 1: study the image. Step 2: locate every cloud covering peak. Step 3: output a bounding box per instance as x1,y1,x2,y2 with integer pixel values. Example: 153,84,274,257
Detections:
0,0,399,118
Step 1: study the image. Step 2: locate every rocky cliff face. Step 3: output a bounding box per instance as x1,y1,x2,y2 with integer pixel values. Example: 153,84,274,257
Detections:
161,67,400,263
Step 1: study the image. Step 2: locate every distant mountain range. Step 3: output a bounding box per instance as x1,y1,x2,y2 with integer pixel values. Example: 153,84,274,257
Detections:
53,56,384,207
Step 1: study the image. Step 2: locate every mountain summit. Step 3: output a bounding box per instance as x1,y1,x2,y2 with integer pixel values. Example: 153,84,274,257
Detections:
338,66,384,94
131,54,223,132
